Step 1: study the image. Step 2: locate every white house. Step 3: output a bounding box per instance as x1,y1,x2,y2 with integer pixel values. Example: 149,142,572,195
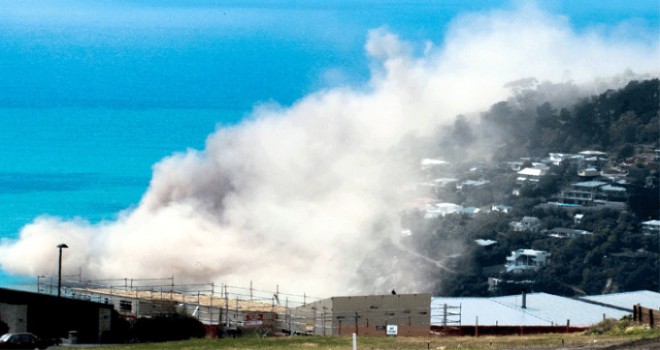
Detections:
510,216,542,232
505,249,551,273
641,220,660,235
546,227,592,238
425,203,463,219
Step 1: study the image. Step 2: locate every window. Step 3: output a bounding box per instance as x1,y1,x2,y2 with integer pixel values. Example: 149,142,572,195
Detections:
119,300,132,312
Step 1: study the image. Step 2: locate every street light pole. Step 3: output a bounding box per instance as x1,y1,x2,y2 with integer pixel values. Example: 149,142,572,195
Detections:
57,243,68,297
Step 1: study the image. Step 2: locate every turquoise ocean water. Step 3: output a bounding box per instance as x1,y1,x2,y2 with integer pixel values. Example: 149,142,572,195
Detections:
0,107,242,286
0,108,243,235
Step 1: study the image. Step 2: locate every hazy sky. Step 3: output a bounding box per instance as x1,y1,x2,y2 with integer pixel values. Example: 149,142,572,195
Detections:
1,0,657,108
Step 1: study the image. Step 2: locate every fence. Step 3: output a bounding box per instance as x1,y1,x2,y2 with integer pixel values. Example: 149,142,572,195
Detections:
633,304,660,328
30,275,314,332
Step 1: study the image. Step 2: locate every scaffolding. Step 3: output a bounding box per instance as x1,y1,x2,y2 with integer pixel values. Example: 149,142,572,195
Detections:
32,276,312,331
26,276,458,336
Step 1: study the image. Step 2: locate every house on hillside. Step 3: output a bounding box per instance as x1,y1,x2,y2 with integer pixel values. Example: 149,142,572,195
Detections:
505,249,551,273
599,184,627,202
577,167,600,178
545,227,592,238
509,216,542,232
559,181,608,206
456,179,490,191
578,150,608,170
491,204,512,213
547,153,580,166
425,203,463,219
559,180,627,206
641,220,660,235
513,166,549,196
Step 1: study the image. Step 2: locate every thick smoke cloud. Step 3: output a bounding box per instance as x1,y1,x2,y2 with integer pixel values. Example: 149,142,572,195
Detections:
1,4,657,297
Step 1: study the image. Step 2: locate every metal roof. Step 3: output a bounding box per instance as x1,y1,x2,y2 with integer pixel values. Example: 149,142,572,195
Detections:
573,181,607,188
431,297,549,326
601,185,626,192
580,290,660,310
518,168,545,176
432,293,630,327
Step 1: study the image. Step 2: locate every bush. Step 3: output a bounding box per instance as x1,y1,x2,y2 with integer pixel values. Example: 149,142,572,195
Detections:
131,313,206,343
585,318,619,335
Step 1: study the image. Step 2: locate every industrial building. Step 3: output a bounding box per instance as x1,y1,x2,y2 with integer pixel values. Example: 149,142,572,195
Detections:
292,293,431,336
0,287,113,343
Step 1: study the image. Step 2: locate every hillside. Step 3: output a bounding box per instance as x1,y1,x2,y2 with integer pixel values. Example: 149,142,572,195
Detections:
401,79,659,297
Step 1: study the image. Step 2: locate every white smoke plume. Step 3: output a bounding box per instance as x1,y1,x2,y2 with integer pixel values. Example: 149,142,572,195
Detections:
1,4,658,297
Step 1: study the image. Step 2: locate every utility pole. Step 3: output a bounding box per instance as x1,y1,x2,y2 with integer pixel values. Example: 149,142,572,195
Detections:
56,243,68,297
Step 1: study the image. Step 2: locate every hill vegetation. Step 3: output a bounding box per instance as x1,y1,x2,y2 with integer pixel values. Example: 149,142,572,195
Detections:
403,78,659,296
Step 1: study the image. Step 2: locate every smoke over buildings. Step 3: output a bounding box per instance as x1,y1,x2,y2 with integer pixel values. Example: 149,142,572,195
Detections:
0,4,657,297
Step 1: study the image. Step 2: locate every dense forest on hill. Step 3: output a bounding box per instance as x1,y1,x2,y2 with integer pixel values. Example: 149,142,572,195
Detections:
405,78,659,297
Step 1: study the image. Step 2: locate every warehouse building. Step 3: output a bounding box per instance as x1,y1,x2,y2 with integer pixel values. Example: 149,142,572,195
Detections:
292,293,431,336
0,287,113,343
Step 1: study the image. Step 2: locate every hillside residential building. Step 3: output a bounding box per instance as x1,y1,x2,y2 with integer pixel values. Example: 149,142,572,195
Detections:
547,153,580,166
559,180,627,205
516,167,547,183
425,203,462,219
559,181,608,206
510,216,541,232
456,179,489,191
545,227,592,238
641,220,660,235
491,204,512,213
505,249,551,273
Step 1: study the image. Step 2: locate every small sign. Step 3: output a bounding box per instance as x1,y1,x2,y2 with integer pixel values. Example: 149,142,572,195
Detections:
386,324,398,336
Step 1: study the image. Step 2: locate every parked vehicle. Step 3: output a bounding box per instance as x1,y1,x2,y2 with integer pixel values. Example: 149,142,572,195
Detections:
0,332,50,349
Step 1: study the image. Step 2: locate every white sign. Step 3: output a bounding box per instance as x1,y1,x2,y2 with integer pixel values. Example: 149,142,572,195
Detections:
386,324,398,336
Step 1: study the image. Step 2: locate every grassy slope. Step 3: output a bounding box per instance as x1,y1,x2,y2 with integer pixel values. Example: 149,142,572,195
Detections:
88,330,660,350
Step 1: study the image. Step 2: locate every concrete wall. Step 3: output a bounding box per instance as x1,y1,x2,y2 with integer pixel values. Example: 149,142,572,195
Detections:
0,303,28,333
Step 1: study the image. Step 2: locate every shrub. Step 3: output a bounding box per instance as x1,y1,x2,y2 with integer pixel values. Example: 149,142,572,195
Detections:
585,318,619,335
131,313,206,343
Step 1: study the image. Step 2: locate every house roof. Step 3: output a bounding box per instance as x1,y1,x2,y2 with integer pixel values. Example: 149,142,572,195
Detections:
421,158,449,167
475,239,497,246
601,185,626,192
518,168,545,176
547,227,592,236
431,293,629,326
459,207,480,215
580,290,660,310
508,249,549,258
579,150,608,156
573,181,607,188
